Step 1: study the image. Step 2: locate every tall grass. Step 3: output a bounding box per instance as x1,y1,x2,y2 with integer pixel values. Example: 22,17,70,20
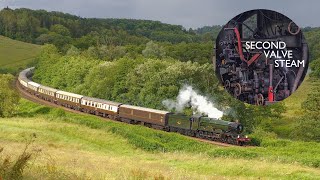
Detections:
14,99,320,169
0,135,37,180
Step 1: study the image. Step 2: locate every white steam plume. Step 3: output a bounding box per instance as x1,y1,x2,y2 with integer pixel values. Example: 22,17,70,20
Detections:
162,85,223,119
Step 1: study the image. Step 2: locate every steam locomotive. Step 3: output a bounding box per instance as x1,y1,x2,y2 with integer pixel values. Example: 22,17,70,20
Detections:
18,67,251,146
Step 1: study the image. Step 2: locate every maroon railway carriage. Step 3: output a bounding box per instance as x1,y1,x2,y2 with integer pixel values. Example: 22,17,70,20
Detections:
118,104,170,129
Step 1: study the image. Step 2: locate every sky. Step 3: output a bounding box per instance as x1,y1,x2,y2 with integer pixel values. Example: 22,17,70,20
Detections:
0,0,319,29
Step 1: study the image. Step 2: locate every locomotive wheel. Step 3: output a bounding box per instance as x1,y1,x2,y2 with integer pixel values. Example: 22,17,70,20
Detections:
224,80,231,92
227,137,233,144
256,93,264,105
234,83,241,97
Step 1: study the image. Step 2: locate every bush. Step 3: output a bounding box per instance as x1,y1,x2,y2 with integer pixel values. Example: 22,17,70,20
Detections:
0,134,38,180
49,108,66,119
290,114,320,142
16,99,50,117
0,74,20,117
249,127,278,146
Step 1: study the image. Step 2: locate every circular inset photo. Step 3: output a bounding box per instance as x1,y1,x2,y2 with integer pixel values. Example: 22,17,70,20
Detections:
215,9,309,105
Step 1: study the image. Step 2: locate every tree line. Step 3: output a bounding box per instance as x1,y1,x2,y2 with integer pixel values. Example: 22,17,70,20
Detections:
0,7,219,64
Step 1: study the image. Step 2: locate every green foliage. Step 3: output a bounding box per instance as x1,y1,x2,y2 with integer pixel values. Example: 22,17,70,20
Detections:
78,58,218,109
0,8,207,49
304,28,320,60
291,83,320,142
66,45,80,56
310,58,320,78
16,98,51,117
33,44,99,91
164,42,214,64
142,41,165,59
290,114,320,142
34,45,220,110
0,74,20,117
33,45,289,133
249,127,278,146
0,8,217,64
50,24,71,36
289,72,320,142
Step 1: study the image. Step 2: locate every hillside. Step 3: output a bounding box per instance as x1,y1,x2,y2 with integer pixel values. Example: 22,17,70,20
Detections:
1,99,320,179
0,36,40,73
283,76,312,118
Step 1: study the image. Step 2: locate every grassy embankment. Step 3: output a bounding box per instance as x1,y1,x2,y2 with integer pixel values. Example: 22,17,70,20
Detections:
0,36,40,74
0,35,319,179
272,76,319,138
0,99,319,179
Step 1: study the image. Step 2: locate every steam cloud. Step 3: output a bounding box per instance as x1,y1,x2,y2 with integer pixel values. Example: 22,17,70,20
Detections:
162,85,223,119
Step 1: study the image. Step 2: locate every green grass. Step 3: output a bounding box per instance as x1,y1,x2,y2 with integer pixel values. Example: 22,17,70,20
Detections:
274,76,319,138
0,36,40,74
283,76,312,118
0,99,320,179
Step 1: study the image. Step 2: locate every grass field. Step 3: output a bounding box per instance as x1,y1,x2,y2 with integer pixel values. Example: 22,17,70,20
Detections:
0,36,40,73
283,76,312,118
1,99,320,179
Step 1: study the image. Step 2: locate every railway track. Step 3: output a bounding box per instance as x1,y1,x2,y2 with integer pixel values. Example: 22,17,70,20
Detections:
16,80,241,148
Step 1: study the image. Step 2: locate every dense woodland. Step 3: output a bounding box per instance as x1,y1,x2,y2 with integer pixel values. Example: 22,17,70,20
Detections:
0,7,220,64
0,8,319,142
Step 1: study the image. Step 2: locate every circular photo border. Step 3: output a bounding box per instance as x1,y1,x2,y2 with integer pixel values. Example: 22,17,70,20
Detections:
215,9,309,105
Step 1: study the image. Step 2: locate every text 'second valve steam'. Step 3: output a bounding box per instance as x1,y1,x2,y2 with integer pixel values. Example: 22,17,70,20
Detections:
215,9,309,106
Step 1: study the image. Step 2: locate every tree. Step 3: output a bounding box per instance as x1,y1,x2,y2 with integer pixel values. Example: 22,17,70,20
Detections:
290,77,320,142
66,45,80,56
142,41,166,59
0,74,20,117
50,24,71,36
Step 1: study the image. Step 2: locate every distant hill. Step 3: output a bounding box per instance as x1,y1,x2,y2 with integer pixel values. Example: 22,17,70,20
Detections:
0,35,40,74
0,8,199,47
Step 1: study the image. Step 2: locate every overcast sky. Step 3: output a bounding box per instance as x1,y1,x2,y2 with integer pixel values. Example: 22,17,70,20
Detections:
0,0,319,28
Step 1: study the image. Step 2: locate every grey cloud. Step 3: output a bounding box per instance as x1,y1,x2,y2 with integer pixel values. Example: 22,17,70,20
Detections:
0,0,319,28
